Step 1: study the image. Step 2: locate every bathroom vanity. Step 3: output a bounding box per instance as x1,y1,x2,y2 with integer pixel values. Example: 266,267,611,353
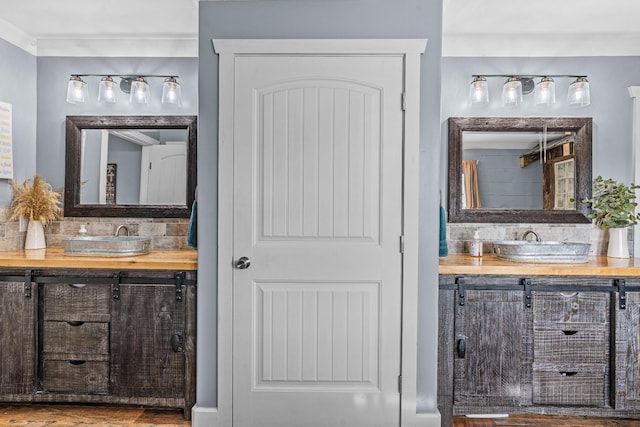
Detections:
0,248,197,419
438,254,640,426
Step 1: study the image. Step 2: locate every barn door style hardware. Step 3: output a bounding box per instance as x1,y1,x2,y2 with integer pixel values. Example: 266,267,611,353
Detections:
521,278,533,309
615,279,627,310
455,277,466,306
112,272,122,300
174,271,185,301
24,269,34,298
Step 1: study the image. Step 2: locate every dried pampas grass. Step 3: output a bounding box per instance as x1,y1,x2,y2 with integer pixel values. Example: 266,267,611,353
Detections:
8,175,62,225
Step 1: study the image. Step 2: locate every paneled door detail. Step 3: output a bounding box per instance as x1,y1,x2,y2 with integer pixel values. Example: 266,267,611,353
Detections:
232,55,405,427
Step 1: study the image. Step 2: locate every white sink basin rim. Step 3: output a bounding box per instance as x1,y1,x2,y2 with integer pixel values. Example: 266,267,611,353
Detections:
492,240,590,263
62,236,152,257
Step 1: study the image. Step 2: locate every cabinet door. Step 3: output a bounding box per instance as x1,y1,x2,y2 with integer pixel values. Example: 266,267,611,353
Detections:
453,290,530,407
614,291,640,409
0,281,36,395
110,284,186,398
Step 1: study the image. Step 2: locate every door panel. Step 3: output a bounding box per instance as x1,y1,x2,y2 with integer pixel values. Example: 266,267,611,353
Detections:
233,55,404,427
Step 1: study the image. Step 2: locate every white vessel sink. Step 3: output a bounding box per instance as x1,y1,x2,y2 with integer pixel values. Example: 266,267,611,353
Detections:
62,236,152,257
492,240,590,263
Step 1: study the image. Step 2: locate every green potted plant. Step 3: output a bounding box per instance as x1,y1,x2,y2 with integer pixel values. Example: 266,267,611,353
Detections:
582,176,640,258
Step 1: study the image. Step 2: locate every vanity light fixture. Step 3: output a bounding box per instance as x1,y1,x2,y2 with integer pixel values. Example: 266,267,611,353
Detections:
502,77,524,107
65,74,182,107
129,76,150,105
97,76,118,104
468,75,489,105
468,74,590,107
534,77,556,106
567,77,590,107
66,75,88,104
161,77,182,106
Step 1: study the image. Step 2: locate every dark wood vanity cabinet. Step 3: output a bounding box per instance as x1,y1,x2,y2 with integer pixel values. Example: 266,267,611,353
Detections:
0,269,196,420
452,290,530,407
439,275,639,426
0,280,36,396
110,283,194,401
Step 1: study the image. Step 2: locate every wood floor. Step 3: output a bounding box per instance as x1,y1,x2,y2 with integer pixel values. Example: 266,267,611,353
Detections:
453,414,640,427
0,405,190,426
0,406,637,426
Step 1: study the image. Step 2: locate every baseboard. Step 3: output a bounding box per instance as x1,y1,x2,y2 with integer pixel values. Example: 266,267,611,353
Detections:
410,411,442,427
191,405,218,427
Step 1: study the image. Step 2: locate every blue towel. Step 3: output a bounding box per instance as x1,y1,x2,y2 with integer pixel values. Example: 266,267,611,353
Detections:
439,205,448,257
187,200,197,249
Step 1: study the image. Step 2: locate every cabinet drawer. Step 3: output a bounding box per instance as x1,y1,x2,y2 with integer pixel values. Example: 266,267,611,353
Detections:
532,363,606,406
43,321,109,356
42,360,109,394
43,283,111,322
533,292,608,324
534,327,607,363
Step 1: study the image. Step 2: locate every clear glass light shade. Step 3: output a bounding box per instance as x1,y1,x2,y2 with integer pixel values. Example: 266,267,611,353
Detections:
567,77,590,107
66,76,88,104
468,76,489,105
534,77,556,106
130,77,150,105
502,77,523,107
161,77,182,106
98,76,118,103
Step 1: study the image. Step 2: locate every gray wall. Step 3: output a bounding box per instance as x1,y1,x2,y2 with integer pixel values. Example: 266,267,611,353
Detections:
0,38,37,205
442,56,640,189
197,0,443,414
35,57,198,191
464,149,543,209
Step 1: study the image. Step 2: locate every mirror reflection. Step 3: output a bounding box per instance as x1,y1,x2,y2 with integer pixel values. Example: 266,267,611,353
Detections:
65,115,197,218
448,117,592,224
462,130,576,210
80,128,188,205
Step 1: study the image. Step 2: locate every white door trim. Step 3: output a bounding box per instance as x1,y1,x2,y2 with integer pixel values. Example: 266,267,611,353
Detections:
629,86,640,257
212,38,431,427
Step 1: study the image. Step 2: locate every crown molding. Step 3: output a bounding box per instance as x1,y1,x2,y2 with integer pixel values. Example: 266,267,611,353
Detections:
444,32,640,57
36,37,198,57
0,17,37,55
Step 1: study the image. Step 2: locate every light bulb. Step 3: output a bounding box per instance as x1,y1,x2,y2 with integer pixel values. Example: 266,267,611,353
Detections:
130,76,150,105
66,75,88,104
502,77,523,107
568,77,590,107
98,76,117,103
534,77,556,106
162,77,182,106
468,76,489,105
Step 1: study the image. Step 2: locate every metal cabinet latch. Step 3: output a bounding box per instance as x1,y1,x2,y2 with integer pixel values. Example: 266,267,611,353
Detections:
522,278,532,309
455,277,465,306
24,269,34,298
615,279,626,310
174,271,185,301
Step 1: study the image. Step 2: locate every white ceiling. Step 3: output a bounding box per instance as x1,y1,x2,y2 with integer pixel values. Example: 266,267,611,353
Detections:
443,0,640,57
1,0,640,57
0,0,199,56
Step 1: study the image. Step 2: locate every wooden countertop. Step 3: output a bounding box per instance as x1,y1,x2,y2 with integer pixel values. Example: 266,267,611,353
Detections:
440,253,640,276
0,248,197,270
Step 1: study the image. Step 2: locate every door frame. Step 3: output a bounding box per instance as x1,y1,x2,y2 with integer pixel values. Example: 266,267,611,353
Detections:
214,39,428,427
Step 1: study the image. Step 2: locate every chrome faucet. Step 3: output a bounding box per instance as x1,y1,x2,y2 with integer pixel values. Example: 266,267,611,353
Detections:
522,230,541,242
115,225,130,237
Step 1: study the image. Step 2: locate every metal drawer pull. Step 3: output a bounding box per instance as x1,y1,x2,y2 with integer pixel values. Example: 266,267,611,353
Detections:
66,321,85,327
456,338,466,358
68,360,87,366
562,330,578,336
559,371,578,377
69,283,87,288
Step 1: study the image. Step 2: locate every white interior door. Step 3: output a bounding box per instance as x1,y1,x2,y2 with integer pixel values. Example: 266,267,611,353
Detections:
139,143,186,205
232,55,405,427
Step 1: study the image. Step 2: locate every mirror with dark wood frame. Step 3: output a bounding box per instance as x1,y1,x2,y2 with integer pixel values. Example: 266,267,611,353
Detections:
65,115,197,218
448,117,592,223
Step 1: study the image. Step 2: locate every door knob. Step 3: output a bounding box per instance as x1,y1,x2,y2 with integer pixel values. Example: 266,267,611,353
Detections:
236,256,251,270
